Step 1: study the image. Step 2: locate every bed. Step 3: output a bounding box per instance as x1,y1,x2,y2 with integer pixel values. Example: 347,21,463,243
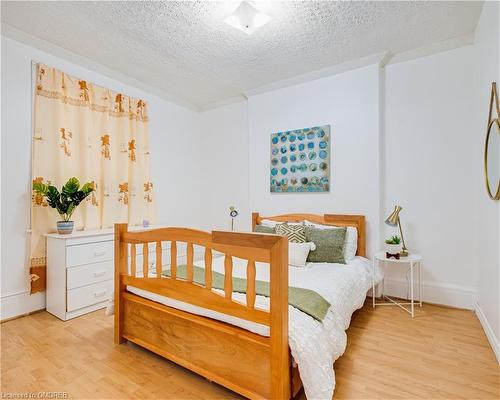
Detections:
114,213,380,399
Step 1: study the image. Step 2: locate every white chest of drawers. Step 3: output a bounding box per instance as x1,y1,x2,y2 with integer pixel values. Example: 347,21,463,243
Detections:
46,230,117,321
45,226,202,321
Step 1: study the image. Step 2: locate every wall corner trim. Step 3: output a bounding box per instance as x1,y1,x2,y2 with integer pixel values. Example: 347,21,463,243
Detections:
475,302,500,364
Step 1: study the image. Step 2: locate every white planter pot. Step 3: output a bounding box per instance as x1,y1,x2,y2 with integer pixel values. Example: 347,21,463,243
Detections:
385,243,402,254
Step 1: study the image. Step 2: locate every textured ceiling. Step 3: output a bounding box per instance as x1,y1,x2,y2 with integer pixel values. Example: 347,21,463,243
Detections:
1,1,483,110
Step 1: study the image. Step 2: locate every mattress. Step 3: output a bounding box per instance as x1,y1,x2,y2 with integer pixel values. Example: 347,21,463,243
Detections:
126,256,383,399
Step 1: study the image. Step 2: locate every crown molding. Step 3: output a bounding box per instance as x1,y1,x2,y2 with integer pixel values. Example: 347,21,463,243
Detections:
198,95,248,112
386,34,474,65
1,23,200,112
242,52,389,98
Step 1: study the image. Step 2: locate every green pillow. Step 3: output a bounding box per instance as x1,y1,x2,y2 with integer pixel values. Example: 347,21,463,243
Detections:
254,224,275,234
304,226,347,264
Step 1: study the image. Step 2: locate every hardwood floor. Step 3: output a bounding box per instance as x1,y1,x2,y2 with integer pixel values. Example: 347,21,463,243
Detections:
1,301,499,399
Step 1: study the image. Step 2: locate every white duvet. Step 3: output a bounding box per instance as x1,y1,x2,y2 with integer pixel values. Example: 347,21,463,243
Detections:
125,256,383,400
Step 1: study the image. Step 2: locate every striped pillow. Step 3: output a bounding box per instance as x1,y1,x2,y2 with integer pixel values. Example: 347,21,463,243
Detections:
276,223,306,243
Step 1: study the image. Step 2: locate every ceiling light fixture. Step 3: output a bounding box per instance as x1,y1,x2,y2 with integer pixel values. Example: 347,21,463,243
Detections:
224,1,272,35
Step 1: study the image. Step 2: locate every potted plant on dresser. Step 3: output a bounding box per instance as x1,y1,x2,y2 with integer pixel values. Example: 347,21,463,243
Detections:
33,177,94,235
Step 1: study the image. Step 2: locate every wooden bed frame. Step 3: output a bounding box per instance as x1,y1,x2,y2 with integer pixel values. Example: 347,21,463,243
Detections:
114,213,365,399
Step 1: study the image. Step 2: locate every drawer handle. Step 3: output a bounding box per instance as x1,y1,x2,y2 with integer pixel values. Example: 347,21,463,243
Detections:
94,250,106,257
94,291,107,298
93,271,106,278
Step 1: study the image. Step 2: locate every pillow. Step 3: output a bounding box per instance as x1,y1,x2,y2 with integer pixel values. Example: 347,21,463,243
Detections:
304,220,358,260
254,224,275,234
304,226,347,264
260,219,302,228
289,242,316,268
276,223,306,243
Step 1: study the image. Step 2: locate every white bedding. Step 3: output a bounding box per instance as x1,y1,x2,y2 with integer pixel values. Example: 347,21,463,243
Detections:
126,256,383,399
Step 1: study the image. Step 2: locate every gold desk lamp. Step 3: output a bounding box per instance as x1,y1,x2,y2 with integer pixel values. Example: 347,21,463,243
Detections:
385,205,409,257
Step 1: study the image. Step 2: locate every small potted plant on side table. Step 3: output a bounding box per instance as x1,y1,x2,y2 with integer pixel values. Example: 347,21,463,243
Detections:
33,177,94,235
385,235,402,257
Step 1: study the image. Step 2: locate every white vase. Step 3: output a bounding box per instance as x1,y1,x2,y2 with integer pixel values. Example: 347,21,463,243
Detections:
385,243,402,254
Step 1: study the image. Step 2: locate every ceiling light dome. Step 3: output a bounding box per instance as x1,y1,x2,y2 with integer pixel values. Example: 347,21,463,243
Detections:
224,1,272,34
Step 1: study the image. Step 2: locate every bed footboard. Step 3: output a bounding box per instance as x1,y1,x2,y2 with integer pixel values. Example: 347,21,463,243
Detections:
114,224,291,400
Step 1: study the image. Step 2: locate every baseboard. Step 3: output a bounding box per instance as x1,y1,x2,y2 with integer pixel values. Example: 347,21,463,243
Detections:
1,290,46,321
475,302,500,364
383,278,477,310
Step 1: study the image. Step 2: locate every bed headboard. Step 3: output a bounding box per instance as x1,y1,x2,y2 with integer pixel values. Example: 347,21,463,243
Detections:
252,212,366,257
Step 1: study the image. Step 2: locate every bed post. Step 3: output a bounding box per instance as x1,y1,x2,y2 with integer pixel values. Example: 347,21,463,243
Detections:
356,216,366,257
114,223,128,344
269,235,290,399
251,212,259,231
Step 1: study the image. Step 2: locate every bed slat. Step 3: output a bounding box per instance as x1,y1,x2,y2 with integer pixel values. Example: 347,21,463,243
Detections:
171,241,177,279
143,243,148,278
205,248,212,290
156,241,162,278
187,243,194,283
224,255,233,299
246,260,256,309
130,244,136,277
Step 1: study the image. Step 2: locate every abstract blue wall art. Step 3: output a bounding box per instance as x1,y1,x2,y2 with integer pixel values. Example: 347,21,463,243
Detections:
270,125,330,193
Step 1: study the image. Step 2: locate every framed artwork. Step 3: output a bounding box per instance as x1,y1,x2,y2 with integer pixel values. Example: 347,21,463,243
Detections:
270,125,330,193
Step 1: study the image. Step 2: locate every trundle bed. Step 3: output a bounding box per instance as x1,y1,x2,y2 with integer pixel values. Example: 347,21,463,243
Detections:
114,213,368,399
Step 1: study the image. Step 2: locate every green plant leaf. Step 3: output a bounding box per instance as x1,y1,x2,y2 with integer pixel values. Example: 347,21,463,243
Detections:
59,193,71,215
46,186,60,209
80,182,94,196
71,191,86,207
62,177,80,196
385,235,401,244
33,182,48,195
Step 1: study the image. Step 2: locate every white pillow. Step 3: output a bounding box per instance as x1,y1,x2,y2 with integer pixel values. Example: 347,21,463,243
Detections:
289,242,316,268
304,220,358,260
260,219,301,228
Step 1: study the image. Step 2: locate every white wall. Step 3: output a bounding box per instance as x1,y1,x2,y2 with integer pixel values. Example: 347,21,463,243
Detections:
248,65,381,255
0,36,202,320
201,65,381,254
199,101,250,232
383,46,478,308
201,50,490,313
471,0,500,362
